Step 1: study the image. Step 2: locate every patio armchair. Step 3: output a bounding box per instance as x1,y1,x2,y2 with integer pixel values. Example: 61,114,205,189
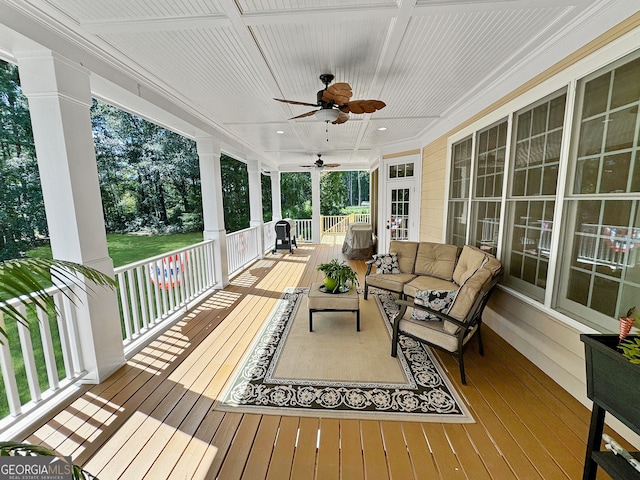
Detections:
391,246,502,385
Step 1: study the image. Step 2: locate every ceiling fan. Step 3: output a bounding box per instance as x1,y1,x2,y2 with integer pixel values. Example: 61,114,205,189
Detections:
275,74,386,124
300,154,340,169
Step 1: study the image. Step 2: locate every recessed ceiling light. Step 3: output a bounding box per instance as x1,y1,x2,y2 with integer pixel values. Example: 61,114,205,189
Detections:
377,127,387,131
276,130,284,134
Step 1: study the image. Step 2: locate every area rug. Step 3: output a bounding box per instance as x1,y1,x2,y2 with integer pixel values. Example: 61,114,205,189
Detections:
214,288,473,423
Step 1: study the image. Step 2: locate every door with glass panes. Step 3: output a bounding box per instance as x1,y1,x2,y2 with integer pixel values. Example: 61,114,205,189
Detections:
384,180,418,246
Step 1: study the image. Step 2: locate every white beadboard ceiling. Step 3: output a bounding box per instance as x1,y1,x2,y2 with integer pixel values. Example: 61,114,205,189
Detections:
0,0,637,170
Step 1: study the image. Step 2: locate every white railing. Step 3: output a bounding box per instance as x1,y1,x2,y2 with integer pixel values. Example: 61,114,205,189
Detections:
115,240,216,350
263,220,276,253
227,226,260,277
321,214,371,235
322,215,350,234
0,284,85,430
295,219,313,243
577,223,639,269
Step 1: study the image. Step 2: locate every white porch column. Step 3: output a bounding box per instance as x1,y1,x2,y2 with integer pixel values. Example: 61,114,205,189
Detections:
311,169,321,244
18,51,125,382
270,171,282,221
246,159,264,257
196,136,229,288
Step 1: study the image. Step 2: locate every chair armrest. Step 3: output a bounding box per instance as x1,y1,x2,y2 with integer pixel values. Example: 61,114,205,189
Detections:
365,259,376,276
394,299,467,329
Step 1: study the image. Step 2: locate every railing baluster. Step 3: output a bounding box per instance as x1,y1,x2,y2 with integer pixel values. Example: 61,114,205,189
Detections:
17,304,41,403
118,271,133,342
179,251,187,304
37,305,59,390
61,296,84,375
143,264,156,328
53,294,73,379
127,269,140,337
0,315,22,416
136,265,149,332
159,259,169,318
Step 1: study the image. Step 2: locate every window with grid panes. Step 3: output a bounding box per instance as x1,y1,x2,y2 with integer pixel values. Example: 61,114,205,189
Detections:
389,162,414,179
447,136,472,247
558,53,640,329
470,120,507,256
505,92,566,300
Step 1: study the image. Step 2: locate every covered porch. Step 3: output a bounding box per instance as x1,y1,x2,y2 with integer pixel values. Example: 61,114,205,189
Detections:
20,242,621,479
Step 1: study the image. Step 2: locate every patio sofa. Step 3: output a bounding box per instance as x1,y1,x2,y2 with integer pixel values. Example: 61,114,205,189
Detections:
363,240,462,300
364,240,503,384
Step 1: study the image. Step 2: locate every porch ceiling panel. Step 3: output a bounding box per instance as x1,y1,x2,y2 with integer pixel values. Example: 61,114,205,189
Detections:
359,118,437,147
237,0,396,12
44,0,224,23
1,0,635,170
251,18,392,112
94,27,277,126
378,7,571,120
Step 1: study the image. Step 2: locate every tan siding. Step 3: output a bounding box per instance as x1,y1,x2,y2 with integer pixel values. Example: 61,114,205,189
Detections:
421,137,448,241
382,149,421,159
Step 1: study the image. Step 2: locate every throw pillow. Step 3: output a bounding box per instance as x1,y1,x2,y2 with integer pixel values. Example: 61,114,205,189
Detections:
411,289,458,321
373,253,400,274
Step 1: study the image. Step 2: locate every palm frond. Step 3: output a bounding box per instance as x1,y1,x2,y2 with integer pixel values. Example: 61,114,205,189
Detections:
0,258,116,344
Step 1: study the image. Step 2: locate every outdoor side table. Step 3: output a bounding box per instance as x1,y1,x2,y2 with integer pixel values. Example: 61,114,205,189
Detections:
308,282,360,332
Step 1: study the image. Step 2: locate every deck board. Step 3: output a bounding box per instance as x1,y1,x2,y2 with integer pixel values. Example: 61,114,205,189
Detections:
19,242,612,479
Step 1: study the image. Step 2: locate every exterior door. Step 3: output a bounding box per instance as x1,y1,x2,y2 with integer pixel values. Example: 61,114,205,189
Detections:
384,181,417,246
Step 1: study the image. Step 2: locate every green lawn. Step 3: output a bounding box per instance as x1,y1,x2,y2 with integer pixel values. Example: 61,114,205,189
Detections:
27,232,204,267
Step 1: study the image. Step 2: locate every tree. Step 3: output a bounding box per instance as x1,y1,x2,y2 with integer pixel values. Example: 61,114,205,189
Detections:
281,172,312,218
91,100,203,234
320,171,348,215
0,61,47,261
262,173,272,222
220,154,250,232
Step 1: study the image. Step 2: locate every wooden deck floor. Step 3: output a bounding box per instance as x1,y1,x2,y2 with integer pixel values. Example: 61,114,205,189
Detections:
23,242,620,479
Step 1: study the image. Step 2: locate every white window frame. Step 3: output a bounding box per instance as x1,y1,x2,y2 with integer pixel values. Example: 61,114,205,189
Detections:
442,25,640,333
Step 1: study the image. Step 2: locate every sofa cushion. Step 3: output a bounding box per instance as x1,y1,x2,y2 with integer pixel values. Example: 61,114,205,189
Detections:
372,252,400,274
399,315,480,353
411,289,457,321
445,266,493,334
413,243,460,280
366,273,416,294
403,276,458,299
452,245,488,285
389,241,419,274
398,317,459,353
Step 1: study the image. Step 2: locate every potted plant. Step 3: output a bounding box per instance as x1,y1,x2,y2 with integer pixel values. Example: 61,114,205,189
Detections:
619,306,640,365
580,306,640,459
316,259,359,293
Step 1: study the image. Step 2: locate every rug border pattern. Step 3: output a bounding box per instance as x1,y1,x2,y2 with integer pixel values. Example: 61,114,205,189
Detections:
215,288,474,423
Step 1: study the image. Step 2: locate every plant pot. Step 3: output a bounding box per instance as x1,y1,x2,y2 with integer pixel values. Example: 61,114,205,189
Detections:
580,334,640,435
323,276,338,292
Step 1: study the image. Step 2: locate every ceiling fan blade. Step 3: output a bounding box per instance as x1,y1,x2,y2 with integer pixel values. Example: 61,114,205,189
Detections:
322,82,352,105
323,163,341,168
342,99,386,114
274,98,318,107
332,111,350,124
289,110,318,120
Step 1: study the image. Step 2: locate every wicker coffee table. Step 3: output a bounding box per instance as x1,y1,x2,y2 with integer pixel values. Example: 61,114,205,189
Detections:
307,282,360,332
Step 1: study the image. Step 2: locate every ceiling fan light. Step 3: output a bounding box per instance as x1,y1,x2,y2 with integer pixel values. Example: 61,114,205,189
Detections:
315,108,339,123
